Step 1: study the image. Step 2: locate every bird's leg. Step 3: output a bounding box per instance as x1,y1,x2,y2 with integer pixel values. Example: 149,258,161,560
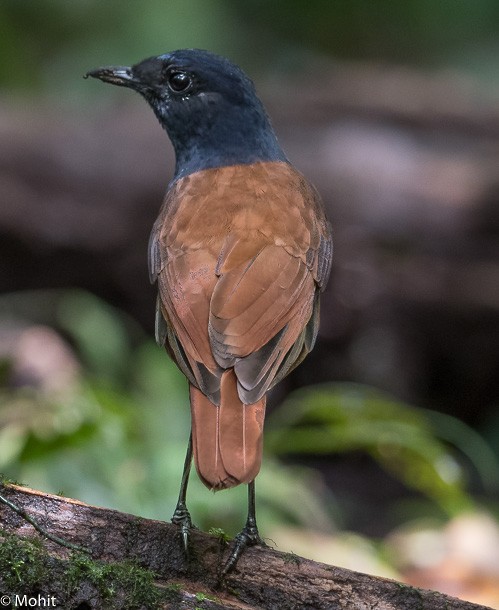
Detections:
171,432,194,554
222,480,265,575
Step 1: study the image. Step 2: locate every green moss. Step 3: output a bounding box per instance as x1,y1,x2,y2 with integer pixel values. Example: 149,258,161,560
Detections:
0,531,49,590
0,474,26,487
195,591,218,602
66,553,162,610
0,532,178,610
208,527,231,545
283,551,301,565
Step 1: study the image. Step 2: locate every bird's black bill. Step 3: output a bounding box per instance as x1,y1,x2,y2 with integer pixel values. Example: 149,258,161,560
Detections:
84,66,136,88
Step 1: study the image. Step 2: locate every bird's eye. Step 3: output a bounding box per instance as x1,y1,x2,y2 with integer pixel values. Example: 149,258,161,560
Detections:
167,71,193,94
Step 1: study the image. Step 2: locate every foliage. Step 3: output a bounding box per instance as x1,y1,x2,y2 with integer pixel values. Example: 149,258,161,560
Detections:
266,384,491,517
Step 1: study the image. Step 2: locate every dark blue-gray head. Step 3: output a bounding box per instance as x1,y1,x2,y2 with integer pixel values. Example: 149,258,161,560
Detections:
86,49,287,180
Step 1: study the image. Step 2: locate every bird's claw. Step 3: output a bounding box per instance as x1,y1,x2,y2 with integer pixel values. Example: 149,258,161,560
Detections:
222,521,264,575
171,503,193,556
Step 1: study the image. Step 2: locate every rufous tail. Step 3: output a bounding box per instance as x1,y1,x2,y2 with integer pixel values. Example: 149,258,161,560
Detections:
189,369,266,491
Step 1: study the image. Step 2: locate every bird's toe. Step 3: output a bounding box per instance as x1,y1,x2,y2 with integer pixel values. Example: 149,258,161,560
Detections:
171,503,194,556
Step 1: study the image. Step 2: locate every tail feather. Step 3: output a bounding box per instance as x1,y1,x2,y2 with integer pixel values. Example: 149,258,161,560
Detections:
190,370,266,491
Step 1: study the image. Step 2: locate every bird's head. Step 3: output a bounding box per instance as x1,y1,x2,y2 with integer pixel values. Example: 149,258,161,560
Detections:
86,49,286,179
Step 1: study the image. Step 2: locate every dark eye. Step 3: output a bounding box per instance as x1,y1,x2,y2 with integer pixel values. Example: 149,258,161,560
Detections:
167,70,193,93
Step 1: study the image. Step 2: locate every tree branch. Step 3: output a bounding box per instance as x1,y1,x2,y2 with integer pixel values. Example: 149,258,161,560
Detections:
0,484,493,610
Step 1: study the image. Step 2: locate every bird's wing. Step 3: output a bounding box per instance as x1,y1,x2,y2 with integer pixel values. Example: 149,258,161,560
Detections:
208,163,332,403
148,176,224,402
149,162,332,405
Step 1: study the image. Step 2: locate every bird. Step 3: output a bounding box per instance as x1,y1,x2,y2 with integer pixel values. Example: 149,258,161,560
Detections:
86,49,332,574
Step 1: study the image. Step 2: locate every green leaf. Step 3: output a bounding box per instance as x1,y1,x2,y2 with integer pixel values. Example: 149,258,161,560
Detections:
266,383,482,516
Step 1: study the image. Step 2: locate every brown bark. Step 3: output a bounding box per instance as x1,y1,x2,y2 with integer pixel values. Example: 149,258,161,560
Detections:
0,484,493,610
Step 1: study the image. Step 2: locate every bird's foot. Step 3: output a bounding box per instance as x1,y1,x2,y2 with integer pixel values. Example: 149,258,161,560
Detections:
222,521,265,576
171,502,193,556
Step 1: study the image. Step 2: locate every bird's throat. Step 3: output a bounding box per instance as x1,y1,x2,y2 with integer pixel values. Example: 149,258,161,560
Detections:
167,103,287,180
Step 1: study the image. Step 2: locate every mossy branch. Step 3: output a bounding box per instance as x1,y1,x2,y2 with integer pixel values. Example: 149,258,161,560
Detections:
0,483,493,610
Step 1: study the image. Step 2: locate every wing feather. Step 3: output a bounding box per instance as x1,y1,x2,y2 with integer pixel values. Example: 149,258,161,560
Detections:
150,161,332,407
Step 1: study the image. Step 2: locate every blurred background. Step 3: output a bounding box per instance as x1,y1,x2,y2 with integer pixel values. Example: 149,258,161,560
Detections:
1,0,498,606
